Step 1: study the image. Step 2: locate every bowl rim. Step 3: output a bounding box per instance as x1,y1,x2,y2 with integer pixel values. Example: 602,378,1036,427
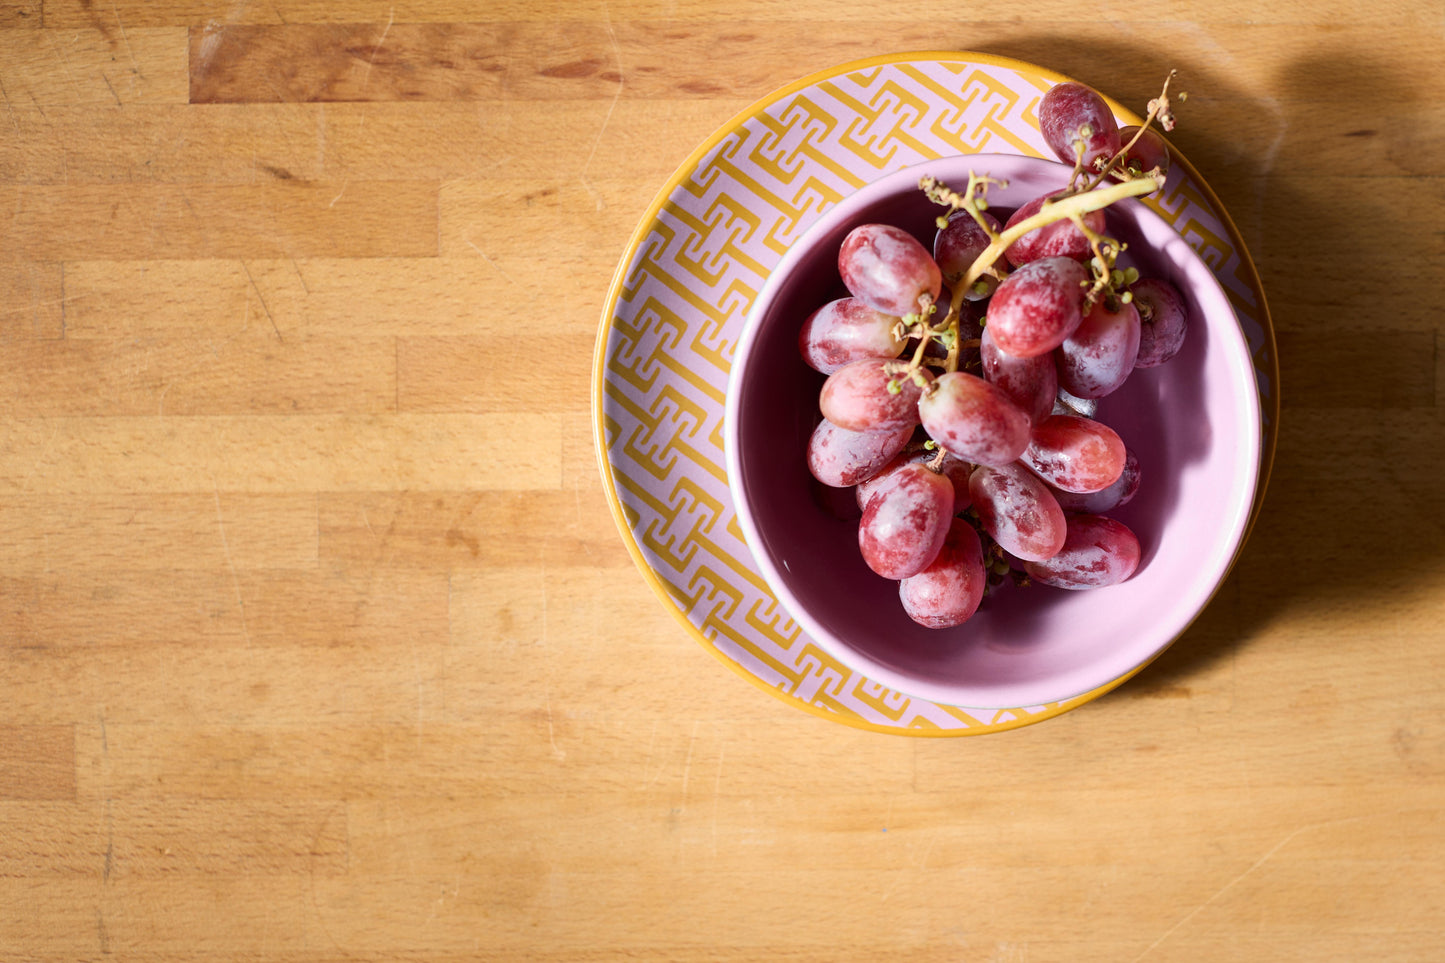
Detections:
724,151,1264,709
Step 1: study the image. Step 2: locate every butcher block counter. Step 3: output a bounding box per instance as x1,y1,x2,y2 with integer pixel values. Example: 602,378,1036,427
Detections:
3,2,1444,959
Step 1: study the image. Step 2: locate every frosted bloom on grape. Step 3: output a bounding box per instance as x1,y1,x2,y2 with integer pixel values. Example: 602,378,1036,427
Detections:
1003,192,1105,267
1023,514,1140,589
806,418,915,488
1131,277,1188,367
1022,414,1126,494
1039,82,1122,172
819,357,929,433
917,371,1032,468
838,223,943,318
899,518,987,628
798,297,906,375
967,462,1067,562
985,256,1089,359
1056,297,1141,399
857,462,954,580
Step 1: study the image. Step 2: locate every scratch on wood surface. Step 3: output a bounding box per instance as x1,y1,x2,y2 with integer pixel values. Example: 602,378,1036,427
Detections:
358,7,395,96
102,796,114,881
1131,812,1400,959
240,261,284,342
306,802,348,953
213,486,253,644
45,29,83,105
0,74,18,133
579,0,625,211
463,237,517,286
109,0,142,81
544,685,564,761
679,720,699,802
194,21,227,76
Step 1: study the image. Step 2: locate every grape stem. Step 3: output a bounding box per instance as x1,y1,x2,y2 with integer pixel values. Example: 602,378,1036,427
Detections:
932,172,1162,373
1085,70,1183,193
908,70,1177,381
950,174,1160,306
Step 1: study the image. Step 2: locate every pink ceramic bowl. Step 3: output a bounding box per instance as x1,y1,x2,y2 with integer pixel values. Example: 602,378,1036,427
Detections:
725,154,1262,710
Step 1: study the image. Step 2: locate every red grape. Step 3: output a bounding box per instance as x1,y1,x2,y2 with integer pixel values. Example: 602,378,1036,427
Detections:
1051,448,1141,513
857,446,973,514
967,462,1067,562
838,223,943,318
985,256,1090,359
858,462,954,580
806,418,915,488
1039,82,1122,172
1023,414,1126,493
1003,192,1105,267
917,371,1031,468
1056,297,1141,399
899,518,987,628
1117,125,1171,181
798,297,906,375
819,357,929,433
980,323,1057,425
933,210,1002,299
1131,277,1188,367
1023,514,1140,589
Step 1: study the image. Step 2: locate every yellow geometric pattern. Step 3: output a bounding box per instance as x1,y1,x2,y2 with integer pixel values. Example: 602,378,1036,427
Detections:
595,53,1277,736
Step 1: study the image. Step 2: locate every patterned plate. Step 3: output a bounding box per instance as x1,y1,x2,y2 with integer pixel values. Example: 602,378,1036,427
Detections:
592,51,1278,735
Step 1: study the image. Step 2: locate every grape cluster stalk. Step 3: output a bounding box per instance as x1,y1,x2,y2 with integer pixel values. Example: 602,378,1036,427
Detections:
798,73,1190,628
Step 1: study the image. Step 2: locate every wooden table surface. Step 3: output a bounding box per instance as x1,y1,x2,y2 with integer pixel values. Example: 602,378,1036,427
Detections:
2,1,1443,959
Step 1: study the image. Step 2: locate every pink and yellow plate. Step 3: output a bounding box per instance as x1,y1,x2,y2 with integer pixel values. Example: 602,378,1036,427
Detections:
591,52,1278,736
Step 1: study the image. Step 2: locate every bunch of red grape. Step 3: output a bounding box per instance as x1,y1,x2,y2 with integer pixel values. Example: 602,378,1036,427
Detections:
800,77,1189,629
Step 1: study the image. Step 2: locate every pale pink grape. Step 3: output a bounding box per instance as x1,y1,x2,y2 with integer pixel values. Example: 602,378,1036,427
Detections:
1022,414,1127,493
985,256,1089,359
858,462,954,580
806,419,915,489
1003,192,1106,267
798,298,906,375
857,446,973,514
917,371,1031,468
1050,448,1141,514
899,518,987,628
818,357,929,433
838,223,943,318
1023,514,1141,589
968,462,1068,562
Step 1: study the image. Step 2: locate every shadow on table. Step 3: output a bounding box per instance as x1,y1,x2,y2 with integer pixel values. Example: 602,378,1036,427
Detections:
964,36,1445,697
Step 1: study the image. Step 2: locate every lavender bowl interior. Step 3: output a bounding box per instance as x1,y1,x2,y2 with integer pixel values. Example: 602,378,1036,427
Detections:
724,154,1262,710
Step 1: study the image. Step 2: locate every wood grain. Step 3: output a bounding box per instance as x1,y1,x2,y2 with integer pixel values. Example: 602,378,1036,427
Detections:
2,2,1445,960
0,183,439,260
